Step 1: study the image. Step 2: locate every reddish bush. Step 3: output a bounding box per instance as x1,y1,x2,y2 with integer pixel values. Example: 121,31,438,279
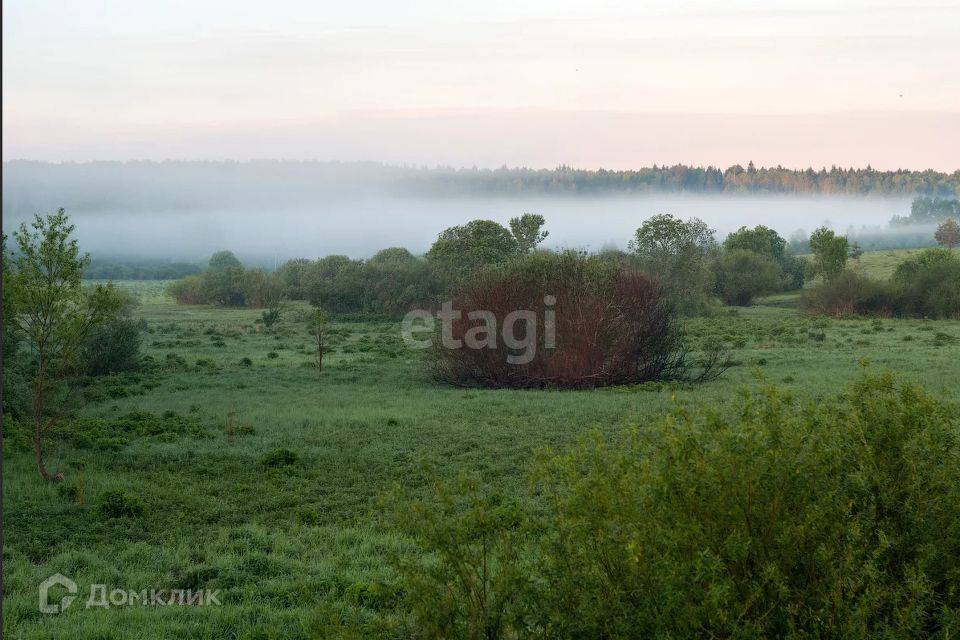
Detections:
429,251,709,389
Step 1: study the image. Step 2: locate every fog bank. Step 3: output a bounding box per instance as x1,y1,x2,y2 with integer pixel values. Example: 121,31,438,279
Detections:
2,194,912,265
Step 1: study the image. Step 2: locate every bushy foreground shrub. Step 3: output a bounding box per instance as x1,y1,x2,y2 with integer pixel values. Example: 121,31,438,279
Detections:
429,251,719,389
387,373,960,639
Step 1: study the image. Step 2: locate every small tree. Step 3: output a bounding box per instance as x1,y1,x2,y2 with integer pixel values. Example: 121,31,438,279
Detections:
935,218,960,249
808,227,849,280
509,213,549,253
9,210,124,481
261,302,283,329
307,306,331,373
208,250,242,270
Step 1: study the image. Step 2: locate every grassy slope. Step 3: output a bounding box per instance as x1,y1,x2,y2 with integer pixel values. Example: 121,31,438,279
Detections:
855,246,960,280
4,282,960,638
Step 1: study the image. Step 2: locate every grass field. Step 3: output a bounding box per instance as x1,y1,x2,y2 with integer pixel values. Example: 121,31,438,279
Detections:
854,246,960,280
4,270,960,638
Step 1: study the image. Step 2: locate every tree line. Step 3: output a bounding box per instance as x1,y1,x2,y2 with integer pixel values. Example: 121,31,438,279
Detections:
409,163,960,196
169,214,816,314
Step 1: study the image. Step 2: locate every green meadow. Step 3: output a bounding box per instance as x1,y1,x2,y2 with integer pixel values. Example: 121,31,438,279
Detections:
4,254,960,638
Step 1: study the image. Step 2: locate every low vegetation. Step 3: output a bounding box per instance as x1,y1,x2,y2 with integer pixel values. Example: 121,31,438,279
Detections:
389,373,960,638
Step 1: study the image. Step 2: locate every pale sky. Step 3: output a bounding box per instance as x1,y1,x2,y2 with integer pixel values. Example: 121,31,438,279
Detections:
3,0,958,169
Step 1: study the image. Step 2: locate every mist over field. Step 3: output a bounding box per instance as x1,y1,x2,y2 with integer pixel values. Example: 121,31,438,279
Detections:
3,196,916,264
1,161,917,264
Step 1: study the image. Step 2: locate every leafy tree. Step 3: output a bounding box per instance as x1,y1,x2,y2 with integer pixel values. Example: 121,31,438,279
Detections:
715,250,781,306
362,258,439,316
807,227,849,280
723,225,787,262
8,210,124,480
275,257,312,299
201,265,246,306
302,255,365,312
208,250,242,270
508,213,549,253
723,225,804,290
934,218,960,249
367,247,418,267
2,234,30,420
630,214,716,261
629,214,718,307
240,268,283,308
427,220,518,278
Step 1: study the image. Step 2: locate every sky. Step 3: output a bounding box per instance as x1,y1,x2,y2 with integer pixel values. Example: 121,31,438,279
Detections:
3,0,958,170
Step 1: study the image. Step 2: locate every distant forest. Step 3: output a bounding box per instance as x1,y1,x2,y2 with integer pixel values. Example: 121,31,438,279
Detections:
409,163,960,197
2,161,958,215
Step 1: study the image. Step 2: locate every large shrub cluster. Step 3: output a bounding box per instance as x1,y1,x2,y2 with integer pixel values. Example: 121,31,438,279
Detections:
388,373,960,639
428,251,720,389
167,251,283,308
279,250,443,315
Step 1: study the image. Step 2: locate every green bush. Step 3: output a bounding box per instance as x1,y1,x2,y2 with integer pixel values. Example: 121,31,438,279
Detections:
384,476,528,639
714,249,781,305
260,448,299,468
345,581,403,611
801,269,894,316
84,316,144,376
167,275,208,304
98,489,145,518
891,248,960,318
531,372,960,637
722,224,805,290
389,373,960,638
